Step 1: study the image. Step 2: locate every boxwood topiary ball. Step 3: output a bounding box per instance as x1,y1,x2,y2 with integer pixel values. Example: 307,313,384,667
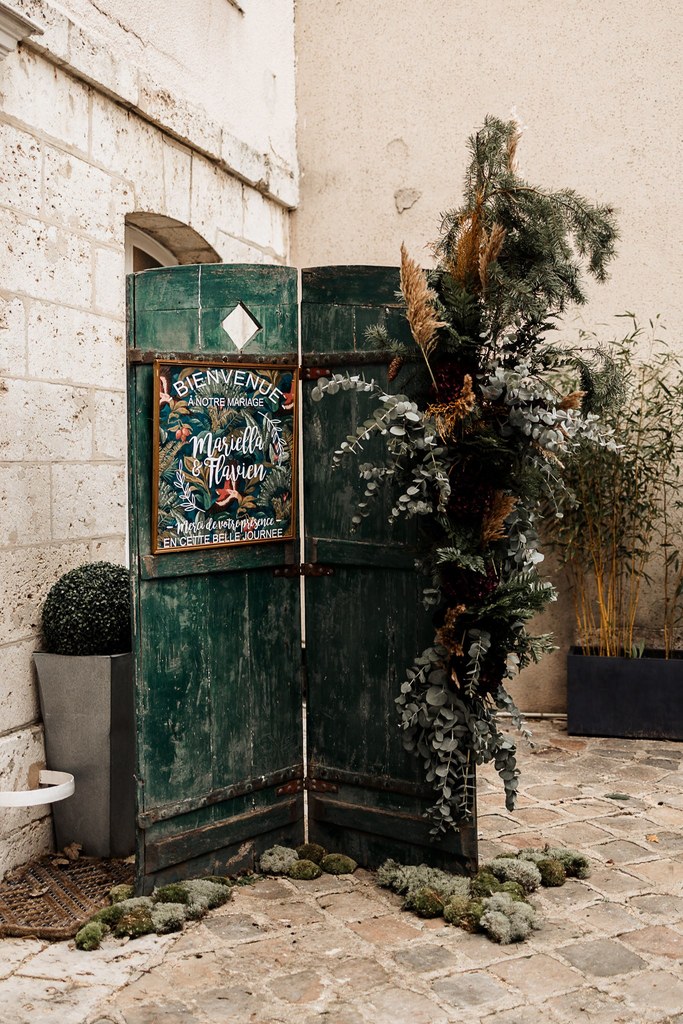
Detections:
42,562,131,656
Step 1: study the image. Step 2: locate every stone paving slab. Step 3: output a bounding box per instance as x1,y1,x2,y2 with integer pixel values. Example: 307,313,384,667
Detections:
0,718,681,1024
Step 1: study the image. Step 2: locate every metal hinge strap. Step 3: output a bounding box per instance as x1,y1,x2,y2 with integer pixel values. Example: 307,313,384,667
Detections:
275,777,339,797
273,563,334,578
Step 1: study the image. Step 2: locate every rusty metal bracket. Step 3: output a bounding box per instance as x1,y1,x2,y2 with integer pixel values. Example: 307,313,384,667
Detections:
302,563,333,577
305,778,338,794
274,563,334,578
272,564,300,578
276,778,338,796
276,779,304,796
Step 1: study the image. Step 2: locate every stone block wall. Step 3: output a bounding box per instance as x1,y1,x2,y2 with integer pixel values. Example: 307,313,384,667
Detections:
0,1,296,877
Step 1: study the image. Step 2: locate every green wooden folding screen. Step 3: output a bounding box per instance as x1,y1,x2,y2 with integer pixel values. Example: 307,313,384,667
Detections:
127,263,477,892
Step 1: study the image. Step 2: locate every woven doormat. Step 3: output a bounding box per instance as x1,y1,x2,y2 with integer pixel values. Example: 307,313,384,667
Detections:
0,855,134,940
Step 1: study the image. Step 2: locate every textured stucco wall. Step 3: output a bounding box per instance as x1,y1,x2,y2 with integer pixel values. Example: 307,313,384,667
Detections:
0,0,296,877
293,0,683,712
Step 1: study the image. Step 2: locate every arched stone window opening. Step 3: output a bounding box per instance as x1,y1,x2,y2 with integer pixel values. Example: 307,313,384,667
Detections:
124,214,221,274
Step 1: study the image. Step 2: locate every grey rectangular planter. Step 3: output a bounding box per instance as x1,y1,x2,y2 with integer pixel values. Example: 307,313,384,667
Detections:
34,651,135,858
567,647,683,741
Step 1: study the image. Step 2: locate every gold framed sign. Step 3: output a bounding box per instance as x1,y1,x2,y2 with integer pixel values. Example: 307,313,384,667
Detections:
152,361,298,552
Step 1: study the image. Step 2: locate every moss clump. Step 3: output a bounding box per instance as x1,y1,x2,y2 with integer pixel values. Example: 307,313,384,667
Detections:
470,870,501,899
109,883,135,904
91,904,124,928
376,860,470,901
185,879,233,910
260,845,299,874
175,872,233,921
320,853,357,875
91,896,150,929
443,894,471,925
404,887,444,918
487,858,542,894
153,883,191,905
537,858,566,887
545,848,591,879
460,900,484,933
498,880,526,901
296,843,327,865
150,902,186,934
289,859,322,880
75,875,236,951
519,846,591,881
74,920,106,951
480,892,539,944
113,907,155,939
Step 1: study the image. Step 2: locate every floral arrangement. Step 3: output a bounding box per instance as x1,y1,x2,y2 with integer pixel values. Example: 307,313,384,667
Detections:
312,116,618,834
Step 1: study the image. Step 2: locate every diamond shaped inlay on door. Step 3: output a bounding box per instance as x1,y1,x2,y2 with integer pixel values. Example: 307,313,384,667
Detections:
221,302,262,351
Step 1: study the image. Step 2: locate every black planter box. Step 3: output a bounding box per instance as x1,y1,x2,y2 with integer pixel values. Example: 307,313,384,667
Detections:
567,647,683,741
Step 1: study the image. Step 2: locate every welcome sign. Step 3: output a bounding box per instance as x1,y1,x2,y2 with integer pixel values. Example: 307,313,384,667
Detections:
152,361,297,552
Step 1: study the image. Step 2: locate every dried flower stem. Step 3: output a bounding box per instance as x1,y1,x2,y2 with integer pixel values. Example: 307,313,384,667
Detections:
400,244,446,389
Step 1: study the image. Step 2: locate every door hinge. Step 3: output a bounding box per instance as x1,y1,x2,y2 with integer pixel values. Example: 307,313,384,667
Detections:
274,563,334,578
276,779,304,796
275,778,338,797
306,778,338,794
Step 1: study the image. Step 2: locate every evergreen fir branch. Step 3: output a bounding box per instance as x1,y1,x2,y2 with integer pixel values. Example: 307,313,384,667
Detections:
435,547,486,573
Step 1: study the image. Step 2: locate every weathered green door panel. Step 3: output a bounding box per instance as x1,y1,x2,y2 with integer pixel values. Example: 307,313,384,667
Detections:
143,796,301,883
134,264,298,355
302,267,477,872
128,264,303,892
301,266,412,356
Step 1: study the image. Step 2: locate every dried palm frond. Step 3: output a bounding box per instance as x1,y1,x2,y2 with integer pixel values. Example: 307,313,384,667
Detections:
448,189,487,287
478,223,506,296
558,390,585,411
436,604,466,655
400,244,446,364
481,491,518,546
427,374,477,440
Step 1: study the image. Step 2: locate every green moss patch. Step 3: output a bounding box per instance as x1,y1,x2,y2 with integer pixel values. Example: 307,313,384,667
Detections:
376,844,591,945
288,859,323,881
74,875,234,951
296,843,327,865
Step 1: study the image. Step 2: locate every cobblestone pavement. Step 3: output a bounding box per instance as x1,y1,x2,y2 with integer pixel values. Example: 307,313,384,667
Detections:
1,719,682,1024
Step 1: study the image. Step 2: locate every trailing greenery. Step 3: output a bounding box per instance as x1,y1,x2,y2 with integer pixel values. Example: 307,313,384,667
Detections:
312,115,618,831
41,561,131,656
547,318,683,657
